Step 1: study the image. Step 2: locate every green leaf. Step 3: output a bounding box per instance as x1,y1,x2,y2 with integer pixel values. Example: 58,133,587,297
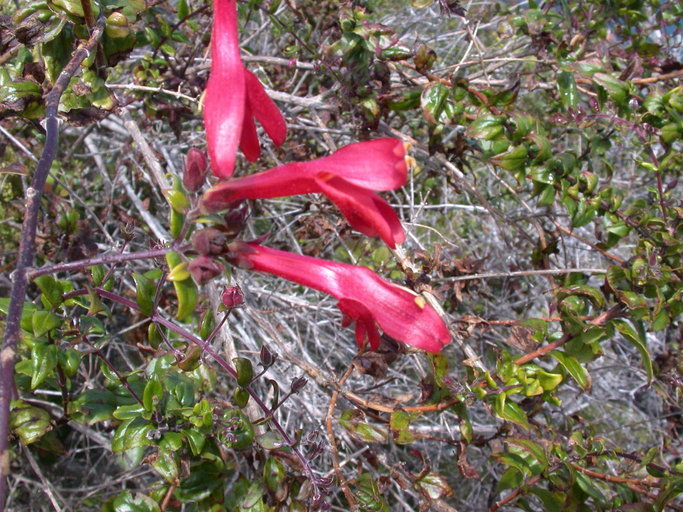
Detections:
233,357,254,387
182,428,205,455
558,285,606,308
10,402,51,444
160,432,183,451
166,252,198,321
31,310,61,337
593,73,629,104
412,0,433,7
264,457,286,494
34,275,64,308
612,319,653,383
339,410,388,443
217,409,254,450
175,462,225,503
356,472,390,512
112,417,153,452
508,438,548,469
143,379,163,411
132,272,156,316
167,262,191,282
177,0,188,19
497,467,523,492
468,115,505,140
30,344,58,389
557,71,578,110
112,403,146,420
152,449,178,484
390,410,416,445
550,350,591,390
575,471,606,501
164,189,189,213
415,472,453,500
58,348,82,377
529,487,564,512
421,82,456,125
489,145,528,170
102,490,161,512
494,394,530,430
69,389,136,424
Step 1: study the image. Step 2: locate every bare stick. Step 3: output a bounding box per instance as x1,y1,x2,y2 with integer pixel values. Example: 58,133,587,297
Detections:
0,21,105,510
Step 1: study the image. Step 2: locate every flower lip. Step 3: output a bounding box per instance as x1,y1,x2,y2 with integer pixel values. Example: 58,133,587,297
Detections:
230,242,450,353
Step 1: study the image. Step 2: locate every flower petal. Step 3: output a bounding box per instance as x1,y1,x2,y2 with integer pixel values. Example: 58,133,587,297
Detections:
338,299,381,350
244,68,287,147
231,243,450,352
240,101,261,162
314,173,405,248
204,0,244,178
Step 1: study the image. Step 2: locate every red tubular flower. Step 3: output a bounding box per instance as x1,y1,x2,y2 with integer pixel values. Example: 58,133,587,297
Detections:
202,139,408,247
230,243,451,353
204,0,287,178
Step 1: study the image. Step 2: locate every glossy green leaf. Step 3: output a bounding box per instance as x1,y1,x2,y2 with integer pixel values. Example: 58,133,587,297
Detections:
415,472,453,500
593,72,629,104
233,357,254,387
339,409,388,443
143,379,163,411
112,417,153,452
390,410,416,445
494,394,530,430
133,272,156,316
152,449,178,484
550,350,591,390
490,144,528,170
34,275,64,308
182,428,205,455
31,311,61,337
468,115,505,140
10,402,51,444
508,438,548,469
421,82,456,125
30,344,58,389
58,348,82,377
557,71,578,110
166,252,198,321
612,319,653,383
102,490,160,512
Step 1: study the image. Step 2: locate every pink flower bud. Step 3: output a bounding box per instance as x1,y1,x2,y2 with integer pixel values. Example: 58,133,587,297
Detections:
222,286,244,308
183,148,208,192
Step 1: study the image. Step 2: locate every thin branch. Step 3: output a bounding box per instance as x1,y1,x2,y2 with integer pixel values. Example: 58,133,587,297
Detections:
27,244,188,280
438,267,606,282
0,20,105,510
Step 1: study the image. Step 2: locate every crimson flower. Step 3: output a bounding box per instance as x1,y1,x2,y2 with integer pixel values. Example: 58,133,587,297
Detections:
202,139,408,248
229,242,451,353
204,0,286,178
